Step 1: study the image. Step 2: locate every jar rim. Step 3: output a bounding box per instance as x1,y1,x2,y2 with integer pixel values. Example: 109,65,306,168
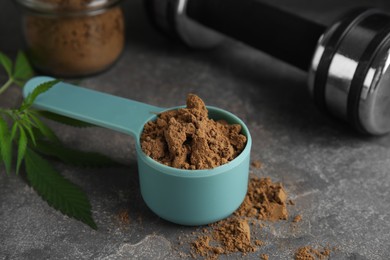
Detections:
14,0,122,15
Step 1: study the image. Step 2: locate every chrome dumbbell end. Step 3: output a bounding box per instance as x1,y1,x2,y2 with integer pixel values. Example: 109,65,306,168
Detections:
309,9,390,135
144,0,224,48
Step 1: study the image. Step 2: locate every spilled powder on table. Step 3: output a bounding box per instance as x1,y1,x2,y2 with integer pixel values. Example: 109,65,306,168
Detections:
251,160,262,169
190,177,289,259
260,254,269,260
117,209,130,225
293,215,302,223
234,177,288,221
192,218,255,259
295,246,331,260
141,94,247,169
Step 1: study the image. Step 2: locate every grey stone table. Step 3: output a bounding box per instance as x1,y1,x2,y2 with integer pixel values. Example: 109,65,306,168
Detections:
1,0,390,259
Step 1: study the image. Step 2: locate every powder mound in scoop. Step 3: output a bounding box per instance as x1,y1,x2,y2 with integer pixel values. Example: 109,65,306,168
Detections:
141,94,247,170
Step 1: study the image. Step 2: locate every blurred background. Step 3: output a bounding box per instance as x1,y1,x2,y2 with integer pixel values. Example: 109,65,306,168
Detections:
2,0,390,259
2,0,390,54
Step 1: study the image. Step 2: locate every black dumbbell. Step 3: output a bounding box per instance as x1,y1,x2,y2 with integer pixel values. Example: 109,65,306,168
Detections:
145,0,390,135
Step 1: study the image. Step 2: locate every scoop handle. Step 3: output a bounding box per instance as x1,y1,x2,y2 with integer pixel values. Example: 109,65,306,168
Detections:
23,76,165,138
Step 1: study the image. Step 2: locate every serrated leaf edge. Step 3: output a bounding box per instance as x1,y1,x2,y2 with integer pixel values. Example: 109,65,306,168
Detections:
0,116,12,174
24,149,97,229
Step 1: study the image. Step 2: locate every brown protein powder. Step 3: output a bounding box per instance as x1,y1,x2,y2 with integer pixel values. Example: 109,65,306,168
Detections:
141,94,247,170
295,246,331,260
192,218,256,259
293,215,302,223
235,177,288,221
190,177,289,259
21,0,125,77
260,254,269,260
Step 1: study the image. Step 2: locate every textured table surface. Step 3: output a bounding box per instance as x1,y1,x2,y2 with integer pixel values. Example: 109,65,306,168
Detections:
1,0,390,259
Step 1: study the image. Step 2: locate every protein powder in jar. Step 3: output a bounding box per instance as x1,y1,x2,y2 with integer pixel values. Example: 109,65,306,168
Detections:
15,0,125,77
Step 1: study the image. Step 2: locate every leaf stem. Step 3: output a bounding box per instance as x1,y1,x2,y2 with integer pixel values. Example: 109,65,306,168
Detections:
0,77,13,95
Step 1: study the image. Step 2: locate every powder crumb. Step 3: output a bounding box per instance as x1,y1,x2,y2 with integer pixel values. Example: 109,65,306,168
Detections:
178,251,190,258
260,254,269,260
141,94,247,170
288,200,295,205
235,177,288,221
117,209,130,225
254,240,264,246
295,246,331,260
251,160,262,169
293,215,302,223
259,222,266,228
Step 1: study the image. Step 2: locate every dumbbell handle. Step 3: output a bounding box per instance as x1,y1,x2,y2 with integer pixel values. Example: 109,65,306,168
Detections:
186,0,327,71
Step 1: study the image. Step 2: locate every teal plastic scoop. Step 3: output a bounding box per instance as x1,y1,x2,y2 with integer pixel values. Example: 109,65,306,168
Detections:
23,76,252,226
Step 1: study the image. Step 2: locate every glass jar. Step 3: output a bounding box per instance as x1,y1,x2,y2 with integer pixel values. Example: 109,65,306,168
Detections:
15,0,125,77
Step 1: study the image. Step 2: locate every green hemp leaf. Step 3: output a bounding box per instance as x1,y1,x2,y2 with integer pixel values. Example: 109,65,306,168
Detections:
0,51,120,229
0,51,33,94
13,52,34,86
0,116,12,174
25,149,97,229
